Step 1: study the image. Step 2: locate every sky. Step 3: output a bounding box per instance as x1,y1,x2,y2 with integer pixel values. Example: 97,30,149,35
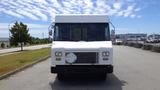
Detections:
0,0,160,38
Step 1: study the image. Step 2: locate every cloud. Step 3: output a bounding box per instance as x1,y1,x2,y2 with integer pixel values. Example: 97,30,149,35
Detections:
28,9,48,21
27,23,48,29
135,8,141,12
0,9,24,19
113,2,122,10
137,15,142,18
0,23,48,38
16,9,40,20
0,0,142,21
29,29,48,38
124,5,135,17
0,23,9,30
0,23,48,30
0,30,9,38
130,14,136,18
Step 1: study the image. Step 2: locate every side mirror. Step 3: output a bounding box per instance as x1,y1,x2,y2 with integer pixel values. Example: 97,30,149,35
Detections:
109,21,116,43
109,21,115,32
49,29,52,36
48,22,55,36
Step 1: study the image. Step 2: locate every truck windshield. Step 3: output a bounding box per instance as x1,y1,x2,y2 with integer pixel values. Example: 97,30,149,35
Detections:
53,23,110,41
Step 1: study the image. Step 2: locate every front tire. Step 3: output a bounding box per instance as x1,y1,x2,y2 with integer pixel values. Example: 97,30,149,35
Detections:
57,73,65,81
99,73,107,80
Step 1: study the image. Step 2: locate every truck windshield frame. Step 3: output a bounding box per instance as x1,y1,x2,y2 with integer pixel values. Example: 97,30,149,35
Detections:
53,23,110,41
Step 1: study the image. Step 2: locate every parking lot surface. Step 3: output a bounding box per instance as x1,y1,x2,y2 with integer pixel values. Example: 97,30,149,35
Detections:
0,46,160,90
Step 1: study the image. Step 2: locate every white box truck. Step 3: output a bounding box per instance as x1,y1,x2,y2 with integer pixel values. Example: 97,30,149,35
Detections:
50,15,113,80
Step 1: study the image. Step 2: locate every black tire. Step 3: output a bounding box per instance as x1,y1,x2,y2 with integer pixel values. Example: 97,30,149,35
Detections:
57,73,65,81
99,73,107,80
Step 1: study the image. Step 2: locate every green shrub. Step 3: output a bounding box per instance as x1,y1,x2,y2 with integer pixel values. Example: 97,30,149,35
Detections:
152,45,160,53
1,42,5,48
134,43,143,48
116,42,123,45
142,44,153,50
128,42,136,47
123,42,128,46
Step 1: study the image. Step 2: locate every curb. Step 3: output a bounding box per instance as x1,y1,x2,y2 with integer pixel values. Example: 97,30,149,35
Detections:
0,56,50,80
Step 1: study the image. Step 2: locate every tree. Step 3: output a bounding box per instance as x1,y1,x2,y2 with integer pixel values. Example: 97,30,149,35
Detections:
10,21,31,50
30,37,51,45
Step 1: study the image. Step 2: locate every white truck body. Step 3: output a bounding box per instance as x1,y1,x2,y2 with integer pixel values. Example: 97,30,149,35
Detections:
51,41,113,65
51,14,113,80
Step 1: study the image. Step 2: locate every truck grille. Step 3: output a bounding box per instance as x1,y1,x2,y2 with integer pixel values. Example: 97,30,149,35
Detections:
74,52,98,63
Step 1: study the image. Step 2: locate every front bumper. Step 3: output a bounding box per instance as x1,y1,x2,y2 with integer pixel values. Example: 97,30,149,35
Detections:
51,65,113,74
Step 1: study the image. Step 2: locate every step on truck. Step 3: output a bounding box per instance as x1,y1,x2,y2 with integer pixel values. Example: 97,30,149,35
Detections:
50,14,113,80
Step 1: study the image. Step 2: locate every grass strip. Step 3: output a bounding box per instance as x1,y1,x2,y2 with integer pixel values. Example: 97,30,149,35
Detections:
0,48,51,76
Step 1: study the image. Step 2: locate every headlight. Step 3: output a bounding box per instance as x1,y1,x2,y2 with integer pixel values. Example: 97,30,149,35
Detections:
102,51,109,57
65,53,77,64
55,52,62,57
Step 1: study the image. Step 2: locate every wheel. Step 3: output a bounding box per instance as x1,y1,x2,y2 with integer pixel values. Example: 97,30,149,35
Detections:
99,73,107,80
57,73,65,81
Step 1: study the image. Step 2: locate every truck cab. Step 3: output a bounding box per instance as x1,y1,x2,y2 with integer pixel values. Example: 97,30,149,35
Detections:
50,15,113,80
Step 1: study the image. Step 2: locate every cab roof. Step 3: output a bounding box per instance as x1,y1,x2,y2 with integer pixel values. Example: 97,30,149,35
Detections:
55,14,109,23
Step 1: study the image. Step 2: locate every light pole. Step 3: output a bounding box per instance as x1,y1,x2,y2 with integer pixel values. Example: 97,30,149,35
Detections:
17,21,23,51
19,28,23,51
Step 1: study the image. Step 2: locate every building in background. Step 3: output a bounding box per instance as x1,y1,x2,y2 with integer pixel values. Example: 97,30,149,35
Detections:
124,33,147,41
115,34,126,45
115,33,147,44
146,34,160,43
0,38,10,48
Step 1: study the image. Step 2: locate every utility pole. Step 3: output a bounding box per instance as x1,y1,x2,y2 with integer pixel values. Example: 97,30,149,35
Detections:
16,21,23,51
42,33,44,39
21,32,23,51
19,28,23,51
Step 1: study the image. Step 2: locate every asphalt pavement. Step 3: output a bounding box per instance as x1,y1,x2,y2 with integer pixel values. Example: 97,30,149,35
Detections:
0,45,160,90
